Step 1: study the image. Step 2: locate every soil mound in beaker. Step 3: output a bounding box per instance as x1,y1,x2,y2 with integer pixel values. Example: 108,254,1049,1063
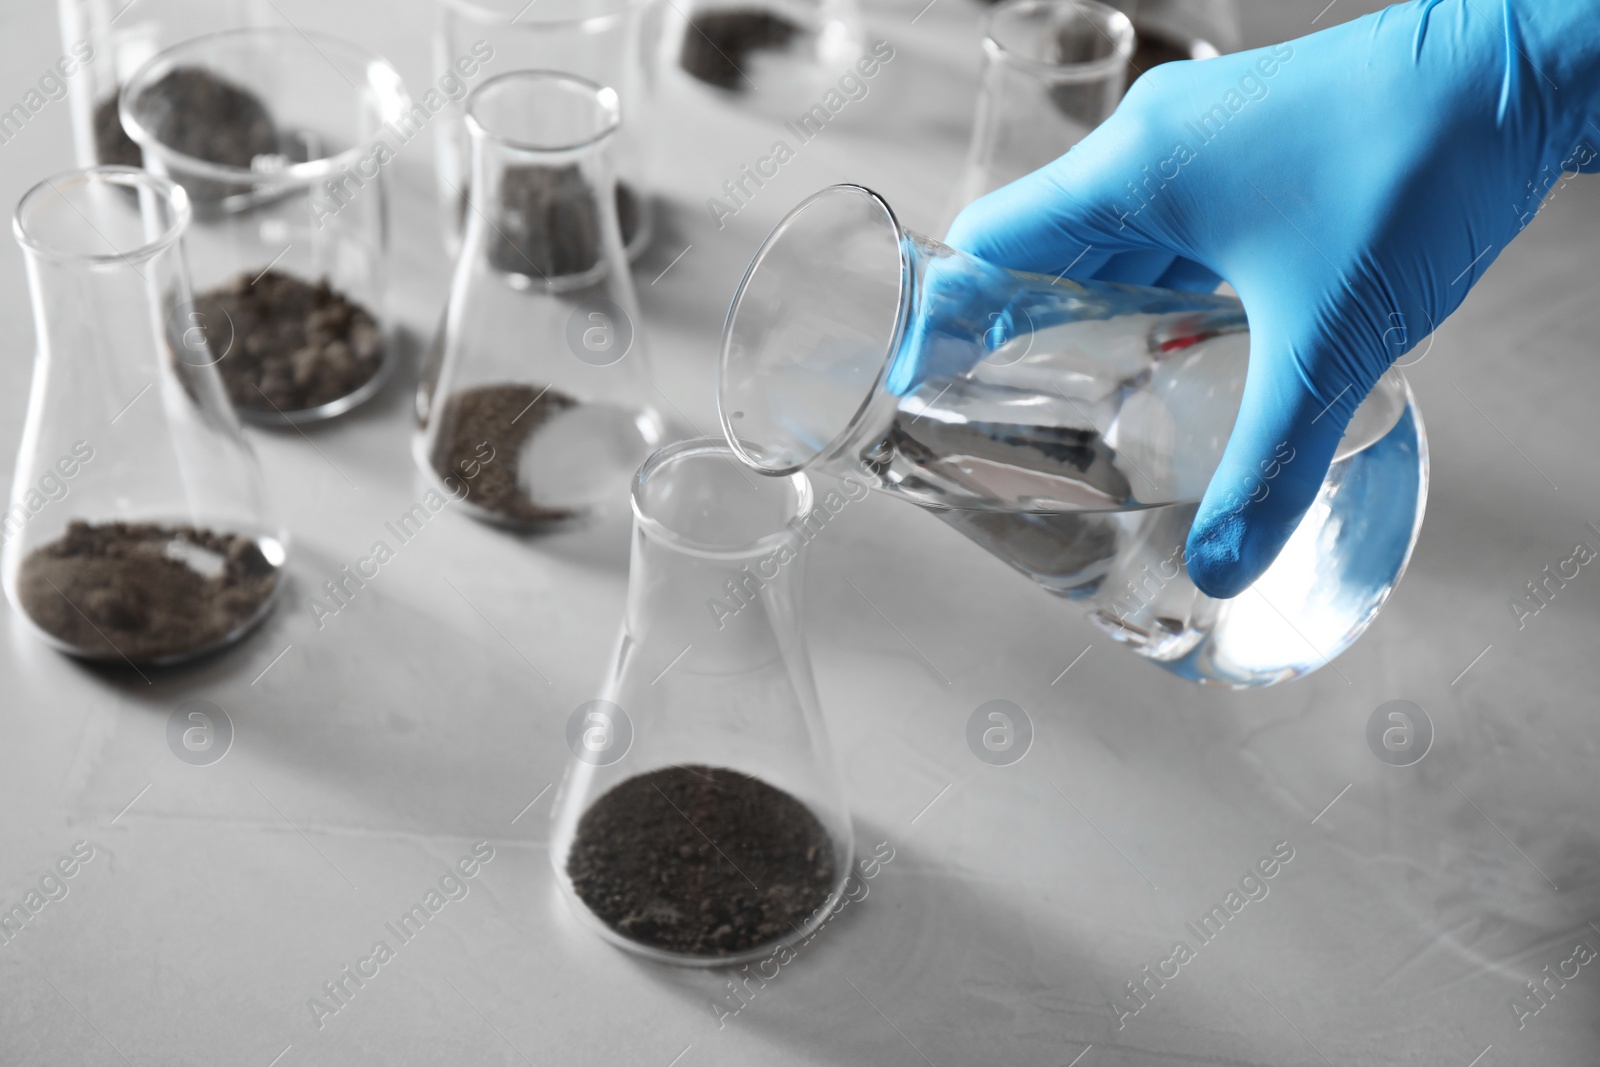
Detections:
680,10,800,91
93,96,144,168
466,177,642,274
16,520,279,664
567,764,837,956
429,383,581,527
196,269,385,415
130,66,279,169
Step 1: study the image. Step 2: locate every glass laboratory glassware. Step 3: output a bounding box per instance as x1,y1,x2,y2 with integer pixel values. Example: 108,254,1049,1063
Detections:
948,0,1134,222
58,0,271,169
120,28,411,425
1122,0,1238,79
549,437,852,965
433,0,658,261
666,0,862,107
3,168,285,666
416,72,667,531
718,185,1428,689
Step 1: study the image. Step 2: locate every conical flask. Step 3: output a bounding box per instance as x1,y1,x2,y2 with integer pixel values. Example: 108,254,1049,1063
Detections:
718,185,1428,689
3,168,286,666
432,0,659,262
416,71,666,531
947,0,1134,225
549,437,852,965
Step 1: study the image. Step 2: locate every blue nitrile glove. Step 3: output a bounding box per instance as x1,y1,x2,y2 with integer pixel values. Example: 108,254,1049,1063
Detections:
945,0,1600,598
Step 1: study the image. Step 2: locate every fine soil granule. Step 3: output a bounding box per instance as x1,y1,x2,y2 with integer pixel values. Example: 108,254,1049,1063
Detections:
17,521,279,664
195,269,385,415
567,764,837,956
429,383,580,527
92,95,144,167
680,10,801,91
128,66,279,169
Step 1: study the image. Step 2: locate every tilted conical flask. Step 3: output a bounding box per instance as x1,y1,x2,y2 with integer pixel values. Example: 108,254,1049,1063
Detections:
3,168,285,666
416,71,666,531
718,185,1428,689
549,438,852,965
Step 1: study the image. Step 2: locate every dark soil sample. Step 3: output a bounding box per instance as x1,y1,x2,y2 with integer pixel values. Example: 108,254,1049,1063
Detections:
463,179,642,272
567,765,837,956
194,269,384,415
16,520,279,664
429,383,581,526
1128,26,1206,80
92,95,143,167
680,10,800,91
129,66,278,169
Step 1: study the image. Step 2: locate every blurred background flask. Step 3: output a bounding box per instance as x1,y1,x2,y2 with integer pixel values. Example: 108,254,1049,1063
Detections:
719,185,1428,689
416,71,666,531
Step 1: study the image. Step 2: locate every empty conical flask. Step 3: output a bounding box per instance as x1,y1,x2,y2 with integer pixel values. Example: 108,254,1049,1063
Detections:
416,71,666,531
948,0,1134,221
718,185,1428,688
3,168,286,666
549,437,852,965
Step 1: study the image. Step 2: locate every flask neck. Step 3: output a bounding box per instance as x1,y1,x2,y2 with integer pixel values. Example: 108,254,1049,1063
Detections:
624,440,813,676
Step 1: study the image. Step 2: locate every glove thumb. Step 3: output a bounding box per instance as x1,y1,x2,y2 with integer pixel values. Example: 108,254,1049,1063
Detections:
1185,305,1369,599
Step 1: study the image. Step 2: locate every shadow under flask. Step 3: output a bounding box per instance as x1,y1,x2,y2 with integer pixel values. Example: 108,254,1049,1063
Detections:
549,438,852,965
3,168,286,666
718,185,1428,689
416,71,666,531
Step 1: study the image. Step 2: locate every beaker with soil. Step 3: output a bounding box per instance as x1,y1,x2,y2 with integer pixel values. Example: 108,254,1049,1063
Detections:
433,0,658,261
668,0,862,105
947,0,1134,223
119,28,412,425
416,71,666,531
58,0,271,170
719,185,1429,689
549,437,852,964
3,168,285,666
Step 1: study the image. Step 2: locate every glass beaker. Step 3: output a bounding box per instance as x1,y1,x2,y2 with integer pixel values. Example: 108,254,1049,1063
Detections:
3,168,286,666
58,0,271,169
1121,0,1238,79
416,71,667,531
717,185,1428,689
549,437,852,965
666,0,862,106
119,28,411,425
433,0,657,262
948,0,1134,222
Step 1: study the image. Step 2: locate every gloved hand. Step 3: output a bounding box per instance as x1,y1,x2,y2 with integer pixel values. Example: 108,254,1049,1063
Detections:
945,0,1600,598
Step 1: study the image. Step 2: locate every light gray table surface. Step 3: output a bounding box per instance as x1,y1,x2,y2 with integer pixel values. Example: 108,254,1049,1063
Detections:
2,1,1598,1064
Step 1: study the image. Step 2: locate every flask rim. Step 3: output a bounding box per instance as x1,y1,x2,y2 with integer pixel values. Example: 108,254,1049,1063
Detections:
982,0,1136,82
118,27,413,189
13,167,191,266
717,183,912,479
631,437,815,561
464,70,621,153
